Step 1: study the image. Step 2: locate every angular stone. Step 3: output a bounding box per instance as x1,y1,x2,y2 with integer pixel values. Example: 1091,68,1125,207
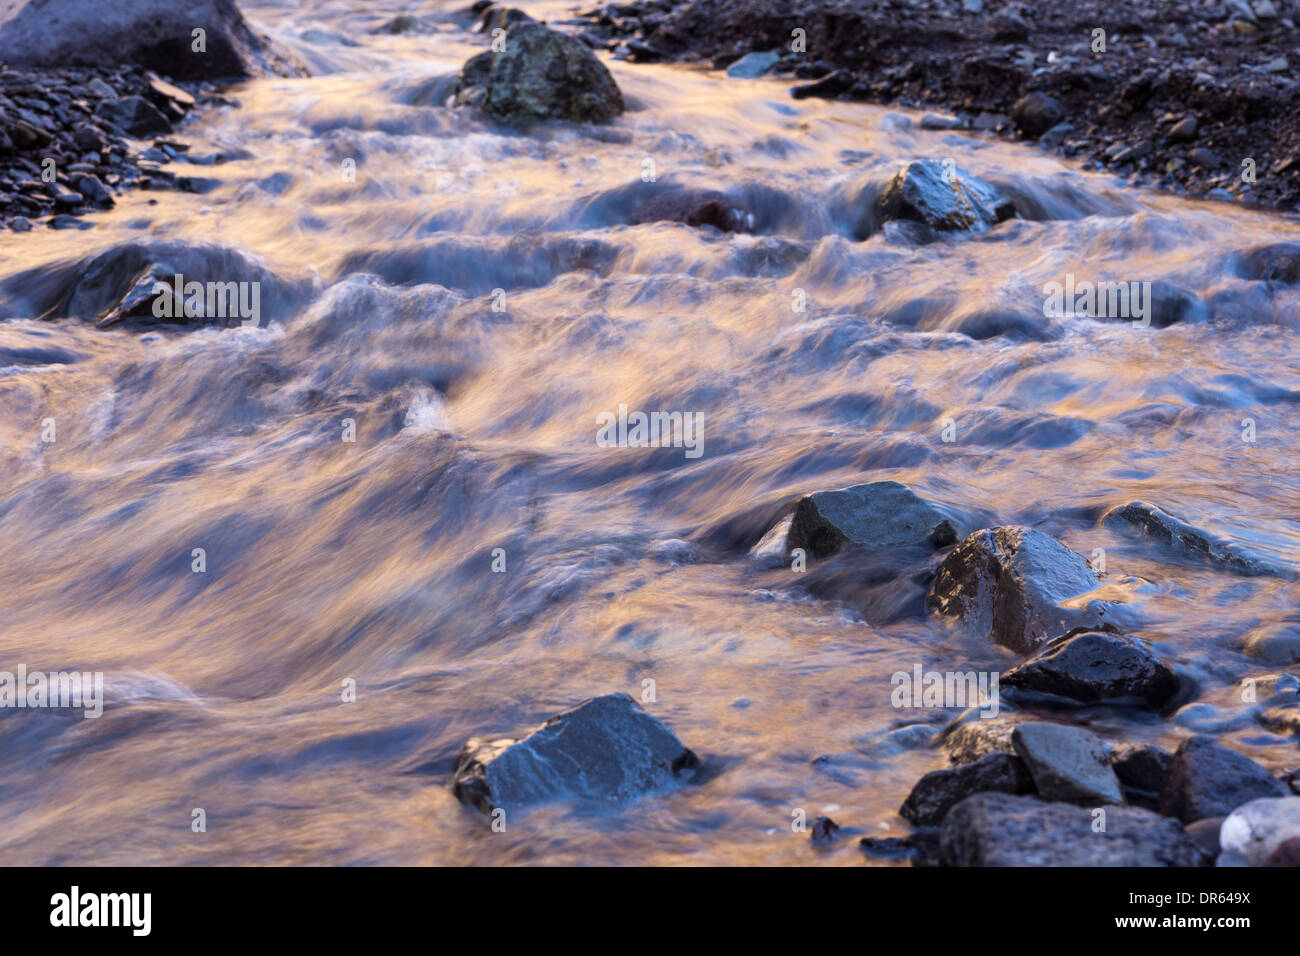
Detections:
1102,501,1287,577
927,527,1115,654
941,713,1024,765
785,481,972,561
1011,92,1066,138
1011,722,1122,805
94,97,170,137
452,693,700,815
726,51,779,78
940,792,1206,866
1110,743,1173,795
1004,631,1179,708
871,160,1015,236
1219,797,1300,866
1159,736,1286,823
900,751,1035,826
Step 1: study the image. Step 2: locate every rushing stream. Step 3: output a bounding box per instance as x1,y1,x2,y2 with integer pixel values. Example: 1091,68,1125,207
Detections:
0,0,1298,865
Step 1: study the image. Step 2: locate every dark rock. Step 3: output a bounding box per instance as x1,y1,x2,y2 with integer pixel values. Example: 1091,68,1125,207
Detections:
784,480,973,561
0,0,305,80
451,693,699,815
927,527,1116,655
790,69,853,99
372,14,435,35
1240,616,1300,665
94,97,171,137
629,188,750,232
940,792,1206,866
1011,92,1066,138
1102,501,1287,577
1184,816,1224,857
868,160,1015,237
1188,147,1223,168
900,751,1035,826
941,713,1025,765
1110,743,1173,797
1011,722,1123,805
1159,736,1286,824
1004,631,1180,708
809,816,840,845
1263,836,1300,866
1234,242,1300,284
454,23,623,124
73,174,113,206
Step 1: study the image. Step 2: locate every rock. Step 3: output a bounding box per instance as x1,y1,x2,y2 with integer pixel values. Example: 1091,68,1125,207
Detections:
1003,631,1180,708
454,23,623,124
920,113,963,130
629,188,750,232
1188,146,1223,169
1240,617,1300,665
900,752,1035,826
1184,816,1225,857
927,527,1115,655
726,51,779,78
1259,705,1300,736
1168,116,1198,142
451,693,700,815
1235,242,1300,284
0,0,304,80
372,13,434,35
1219,797,1300,865
941,713,1024,764
1263,836,1300,866
93,97,171,137
789,69,853,99
809,816,840,845
1011,722,1123,805
1159,736,1286,824
1011,92,1066,139
1102,501,1286,577
784,480,973,561
73,174,112,206
940,793,1206,866
1110,743,1173,797
869,160,1015,237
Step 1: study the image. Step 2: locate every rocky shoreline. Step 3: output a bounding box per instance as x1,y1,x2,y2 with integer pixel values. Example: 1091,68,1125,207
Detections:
572,0,1300,212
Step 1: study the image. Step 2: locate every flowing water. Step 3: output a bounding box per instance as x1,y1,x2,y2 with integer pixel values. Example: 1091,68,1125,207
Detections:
0,0,1298,865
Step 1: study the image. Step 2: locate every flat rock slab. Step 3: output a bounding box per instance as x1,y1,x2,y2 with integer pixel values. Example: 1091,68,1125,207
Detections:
785,480,971,560
901,751,1035,826
927,526,1117,654
1012,722,1122,805
452,693,700,815
1102,500,1288,577
1159,736,1286,823
940,792,1206,866
1004,630,1179,708
1220,797,1300,866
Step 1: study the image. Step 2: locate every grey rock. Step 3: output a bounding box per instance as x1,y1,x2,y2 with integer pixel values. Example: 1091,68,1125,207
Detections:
1235,242,1300,284
1110,743,1173,795
1102,500,1286,577
941,713,1025,764
927,526,1116,655
454,23,623,124
452,693,700,815
1184,816,1225,857
920,113,963,130
1219,797,1300,865
1168,116,1198,142
784,480,972,561
73,174,112,205
629,188,750,233
93,97,170,137
1011,92,1066,138
901,751,1035,826
1241,617,1300,664
1004,631,1179,708
940,792,1206,866
1159,736,1285,823
868,160,1015,237
1011,722,1123,805
725,51,779,78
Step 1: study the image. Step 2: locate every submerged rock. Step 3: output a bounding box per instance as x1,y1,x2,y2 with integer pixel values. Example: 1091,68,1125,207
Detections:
0,0,304,79
454,23,624,124
1011,722,1123,805
1102,501,1287,577
629,188,751,232
927,527,1118,655
1003,631,1180,708
1219,797,1300,866
1240,617,1300,665
940,792,1206,866
1159,736,1285,824
784,481,973,561
849,160,1015,240
900,751,1035,826
726,51,779,78
452,693,700,815
1234,242,1300,284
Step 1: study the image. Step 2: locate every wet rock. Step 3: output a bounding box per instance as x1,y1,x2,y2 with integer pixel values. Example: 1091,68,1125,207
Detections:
1159,736,1286,824
726,51,779,78
94,97,171,137
454,23,623,124
941,713,1025,765
476,5,535,34
1258,704,1300,736
1184,816,1225,857
1263,836,1300,866
864,160,1015,239
1234,242,1300,284
927,527,1115,655
0,0,305,80
1003,631,1180,708
1102,501,1286,577
1011,92,1065,139
1110,743,1173,799
1168,116,1199,142
900,751,1035,826
73,175,113,206
809,816,840,845
784,480,972,561
1240,617,1300,665
371,14,436,35
789,69,853,99
1011,722,1122,805
452,693,700,815
1219,797,1300,866
629,188,750,232
940,792,1206,866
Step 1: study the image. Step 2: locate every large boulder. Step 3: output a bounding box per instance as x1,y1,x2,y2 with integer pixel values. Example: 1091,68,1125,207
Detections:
0,0,304,80
454,23,624,124
927,527,1120,654
900,751,1035,827
1219,797,1300,866
940,792,1206,866
1159,736,1286,824
1003,630,1180,708
452,693,700,815
785,480,973,561
1011,722,1123,806
1102,501,1287,577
